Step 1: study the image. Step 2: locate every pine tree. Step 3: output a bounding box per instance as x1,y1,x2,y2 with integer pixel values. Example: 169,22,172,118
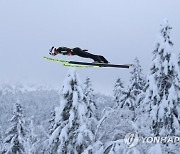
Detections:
129,58,146,99
2,102,28,154
113,78,125,107
83,77,97,135
48,110,56,135
144,19,180,136
48,69,94,154
119,58,146,111
84,77,97,119
27,117,38,154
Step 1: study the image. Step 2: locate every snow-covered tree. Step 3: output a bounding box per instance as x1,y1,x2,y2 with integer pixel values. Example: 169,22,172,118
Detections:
47,106,61,153
2,102,28,154
113,78,125,107
48,69,94,154
143,19,180,136
117,58,146,111
95,107,135,144
95,93,114,120
26,117,38,154
129,58,146,100
48,110,56,135
84,77,98,134
84,77,97,119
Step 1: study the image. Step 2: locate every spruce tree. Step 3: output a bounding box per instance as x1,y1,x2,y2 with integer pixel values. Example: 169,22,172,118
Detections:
48,69,94,154
113,78,125,107
116,58,146,111
84,77,97,119
48,110,56,135
144,19,180,136
2,102,27,154
129,58,146,98
84,77,97,135
27,117,38,154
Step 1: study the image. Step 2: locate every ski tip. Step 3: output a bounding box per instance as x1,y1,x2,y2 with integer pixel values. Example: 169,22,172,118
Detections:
43,56,49,59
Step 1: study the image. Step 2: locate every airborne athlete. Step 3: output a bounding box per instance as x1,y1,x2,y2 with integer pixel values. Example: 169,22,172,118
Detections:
49,46,109,63
46,46,133,68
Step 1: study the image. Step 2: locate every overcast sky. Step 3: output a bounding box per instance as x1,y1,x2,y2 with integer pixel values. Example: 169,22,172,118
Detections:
0,0,180,94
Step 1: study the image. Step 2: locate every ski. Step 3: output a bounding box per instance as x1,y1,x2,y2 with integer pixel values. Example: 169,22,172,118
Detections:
69,61,133,68
43,56,133,68
44,56,69,64
44,56,94,68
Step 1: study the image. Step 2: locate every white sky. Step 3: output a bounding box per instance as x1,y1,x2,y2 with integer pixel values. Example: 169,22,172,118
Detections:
0,0,180,94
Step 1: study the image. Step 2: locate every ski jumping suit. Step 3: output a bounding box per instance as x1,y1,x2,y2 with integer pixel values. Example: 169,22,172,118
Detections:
54,47,109,63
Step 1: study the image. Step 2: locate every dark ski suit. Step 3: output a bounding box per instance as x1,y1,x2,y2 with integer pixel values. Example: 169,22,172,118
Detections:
53,47,109,63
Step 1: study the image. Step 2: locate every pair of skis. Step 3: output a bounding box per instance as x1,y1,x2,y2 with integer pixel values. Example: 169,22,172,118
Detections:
43,56,133,69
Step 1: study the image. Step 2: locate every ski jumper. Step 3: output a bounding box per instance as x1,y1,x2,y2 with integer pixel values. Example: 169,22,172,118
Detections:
52,47,109,63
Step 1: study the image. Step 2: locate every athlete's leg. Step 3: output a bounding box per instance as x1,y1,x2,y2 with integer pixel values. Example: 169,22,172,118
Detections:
73,48,102,62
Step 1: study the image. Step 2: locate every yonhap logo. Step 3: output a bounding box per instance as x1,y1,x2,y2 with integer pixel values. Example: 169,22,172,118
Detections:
124,132,139,148
124,132,180,148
